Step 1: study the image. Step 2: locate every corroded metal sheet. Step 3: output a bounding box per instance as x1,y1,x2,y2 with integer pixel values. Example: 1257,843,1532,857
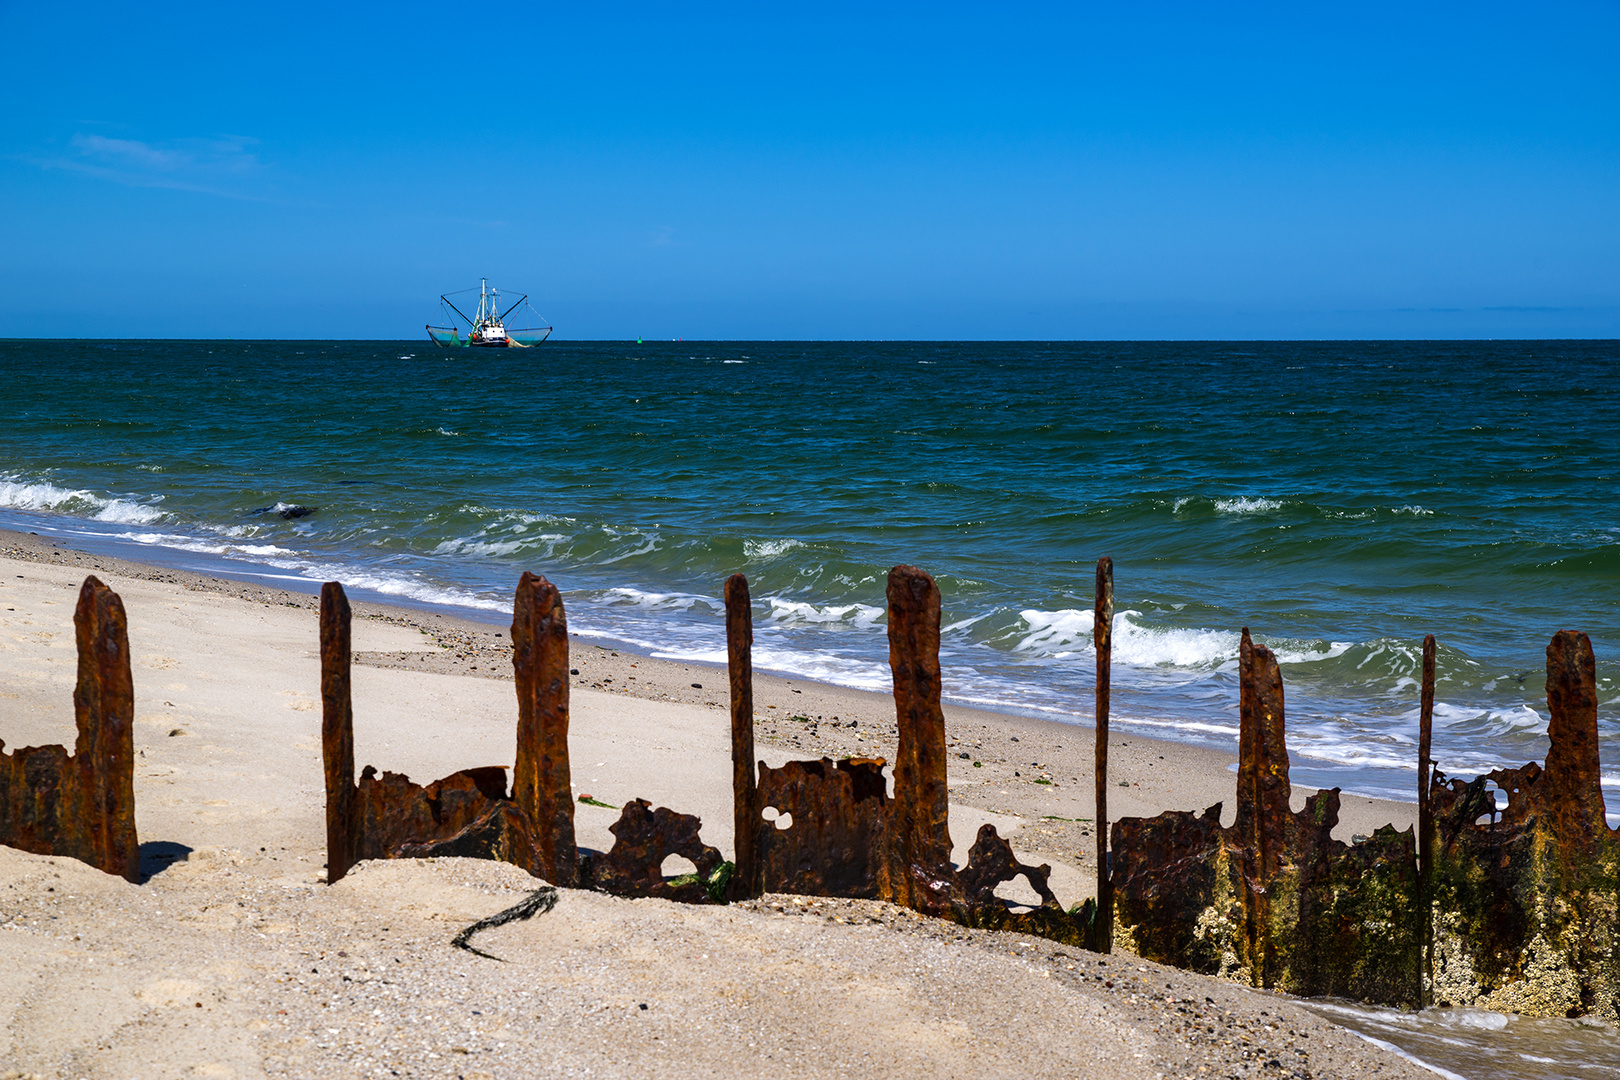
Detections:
353,765,531,865
317,574,730,902
1426,630,1619,1017
0,741,78,862
1112,631,1421,1006
321,580,545,885
757,756,888,897
511,571,578,887
959,822,1059,909
591,798,725,903
957,822,1089,946
0,576,138,881
1112,806,1229,972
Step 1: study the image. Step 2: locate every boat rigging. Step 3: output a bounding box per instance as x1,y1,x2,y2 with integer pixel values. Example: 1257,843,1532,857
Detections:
426,279,553,348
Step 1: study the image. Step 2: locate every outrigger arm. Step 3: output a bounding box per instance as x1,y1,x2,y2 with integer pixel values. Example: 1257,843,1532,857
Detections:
498,294,528,322
440,295,476,328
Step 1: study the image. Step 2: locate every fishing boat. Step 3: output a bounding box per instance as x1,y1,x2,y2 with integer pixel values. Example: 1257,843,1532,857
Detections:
426,279,553,348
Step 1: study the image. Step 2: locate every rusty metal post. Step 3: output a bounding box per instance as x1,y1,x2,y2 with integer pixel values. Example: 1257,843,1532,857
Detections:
1543,630,1605,839
320,582,356,885
1235,628,1262,983
1417,633,1436,1004
725,573,763,899
1236,629,1290,987
72,576,138,882
882,565,958,913
1093,556,1114,952
512,572,578,886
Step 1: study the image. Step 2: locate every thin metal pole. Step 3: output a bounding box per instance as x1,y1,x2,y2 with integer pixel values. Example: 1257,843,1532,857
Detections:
1094,556,1114,952
726,573,762,898
1418,633,1436,1006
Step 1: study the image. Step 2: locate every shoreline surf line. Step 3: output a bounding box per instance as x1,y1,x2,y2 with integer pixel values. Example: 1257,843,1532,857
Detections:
0,504,1569,809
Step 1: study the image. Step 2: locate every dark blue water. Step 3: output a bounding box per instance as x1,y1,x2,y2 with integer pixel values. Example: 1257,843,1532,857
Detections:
3,339,1617,805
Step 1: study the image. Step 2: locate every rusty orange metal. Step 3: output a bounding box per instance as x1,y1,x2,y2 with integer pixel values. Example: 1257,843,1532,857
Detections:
511,571,578,886
0,576,138,881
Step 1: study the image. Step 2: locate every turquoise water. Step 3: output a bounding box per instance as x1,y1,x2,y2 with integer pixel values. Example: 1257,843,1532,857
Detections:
3,339,1617,806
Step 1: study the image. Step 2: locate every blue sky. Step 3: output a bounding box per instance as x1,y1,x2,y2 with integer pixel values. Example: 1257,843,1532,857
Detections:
2,2,1616,339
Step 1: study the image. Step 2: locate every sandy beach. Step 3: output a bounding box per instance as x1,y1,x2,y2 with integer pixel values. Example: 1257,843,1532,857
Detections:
0,528,1431,1079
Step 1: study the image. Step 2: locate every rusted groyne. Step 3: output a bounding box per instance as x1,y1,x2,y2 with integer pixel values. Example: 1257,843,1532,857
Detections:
1111,630,1422,1005
1423,630,1619,1016
4,566,1614,1017
0,576,139,881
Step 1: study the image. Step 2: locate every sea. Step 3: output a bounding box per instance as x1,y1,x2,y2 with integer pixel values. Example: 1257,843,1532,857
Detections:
2,338,1618,1076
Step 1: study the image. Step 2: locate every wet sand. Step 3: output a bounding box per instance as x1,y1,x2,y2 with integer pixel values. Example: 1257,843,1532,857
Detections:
0,528,1430,1079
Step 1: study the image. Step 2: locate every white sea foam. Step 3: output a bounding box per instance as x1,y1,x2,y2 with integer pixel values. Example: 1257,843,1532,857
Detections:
0,477,166,525
940,611,995,635
594,532,662,565
1170,495,1285,515
95,499,168,525
600,587,723,614
1426,702,1547,736
457,505,579,528
124,531,298,558
744,538,805,560
1102,715,1242,738
1212,496,1284,514
117,528,510,614
1013,607,1243,668
644,637,893,692
764,597,885,629
432,536,531,559
309,568,506,612
747,646,892,690
1273,639,1353,665
1010,606,1355,673
1342,1032,1468,1080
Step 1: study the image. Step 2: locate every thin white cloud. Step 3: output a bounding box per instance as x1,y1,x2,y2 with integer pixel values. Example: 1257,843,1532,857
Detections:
32,133,267,198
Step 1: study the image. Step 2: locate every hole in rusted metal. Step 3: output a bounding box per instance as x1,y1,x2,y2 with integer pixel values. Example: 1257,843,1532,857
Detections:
762,806,793,831
660,854,698,876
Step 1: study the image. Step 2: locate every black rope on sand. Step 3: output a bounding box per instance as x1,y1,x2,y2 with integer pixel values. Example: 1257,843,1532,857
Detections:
451,885,559,962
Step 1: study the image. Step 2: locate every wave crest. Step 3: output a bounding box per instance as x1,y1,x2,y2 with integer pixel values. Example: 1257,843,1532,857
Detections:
0,476,165,525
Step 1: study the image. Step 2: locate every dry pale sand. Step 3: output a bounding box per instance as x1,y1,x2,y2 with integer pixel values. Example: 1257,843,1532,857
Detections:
0,530,1431,1080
